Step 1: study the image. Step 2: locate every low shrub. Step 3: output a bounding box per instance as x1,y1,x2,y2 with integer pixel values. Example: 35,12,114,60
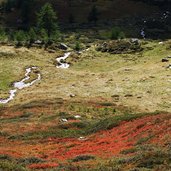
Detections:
0,161,28,171
72,155,95,162
17,157,45,165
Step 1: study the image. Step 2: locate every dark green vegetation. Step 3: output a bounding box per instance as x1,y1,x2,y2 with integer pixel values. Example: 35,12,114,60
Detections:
1,0,171,40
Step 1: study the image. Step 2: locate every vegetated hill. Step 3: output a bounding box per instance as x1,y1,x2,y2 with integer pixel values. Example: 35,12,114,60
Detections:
0,0,161,26
1,0,171,38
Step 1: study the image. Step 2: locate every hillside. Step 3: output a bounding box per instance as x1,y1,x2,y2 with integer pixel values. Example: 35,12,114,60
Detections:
1,0,171,38
0,1,171,171
0,0,161,26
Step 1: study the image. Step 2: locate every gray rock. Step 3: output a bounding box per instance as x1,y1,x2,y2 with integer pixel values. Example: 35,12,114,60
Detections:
34,40,42,44
166,64,171,69
130,38,141,45
59,43,68,50
70,94,76,98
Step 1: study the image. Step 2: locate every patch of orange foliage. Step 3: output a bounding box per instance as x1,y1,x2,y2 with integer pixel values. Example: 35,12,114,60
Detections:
0,113,171,169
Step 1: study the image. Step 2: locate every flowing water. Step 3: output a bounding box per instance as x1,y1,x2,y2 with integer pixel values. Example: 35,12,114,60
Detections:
0,67,41,104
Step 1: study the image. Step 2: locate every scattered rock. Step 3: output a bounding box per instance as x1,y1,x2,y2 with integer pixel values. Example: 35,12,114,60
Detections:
74,115,81,119
159,42,164,44
130,38,141,45
166,64,171,69
124,94,133,97
34,40,42,44
162,58,169,62
78,137,87,141
59,43,68,50
111,95,120,98
124,68,132,72
70,94,76,98
60,119,68,122
147,90,152,94
137,96,142,99
149,75,155,79
111,95,120,101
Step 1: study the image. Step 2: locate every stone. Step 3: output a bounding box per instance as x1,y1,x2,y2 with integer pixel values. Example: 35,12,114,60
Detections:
60,118,68,122
166,64,171,69
34,40,42,44
161,58,169,62
74,115,81,119
70,94,76,98
124,94,133,97
130,38,141,45
59,43,68,50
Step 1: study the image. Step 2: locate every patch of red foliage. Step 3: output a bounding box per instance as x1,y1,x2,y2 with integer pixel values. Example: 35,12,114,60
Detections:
0,113,171,169
44,113,171,161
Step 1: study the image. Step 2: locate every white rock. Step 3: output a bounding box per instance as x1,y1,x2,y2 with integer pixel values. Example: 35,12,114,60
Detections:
61,119,68,122
74,115,81,119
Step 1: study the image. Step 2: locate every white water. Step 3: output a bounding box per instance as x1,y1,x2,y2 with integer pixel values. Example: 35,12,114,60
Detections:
0,67,41,104
0,89,17,104
56,52,71,69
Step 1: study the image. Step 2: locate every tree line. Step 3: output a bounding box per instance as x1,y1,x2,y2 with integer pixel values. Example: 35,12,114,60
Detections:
0,2,60,45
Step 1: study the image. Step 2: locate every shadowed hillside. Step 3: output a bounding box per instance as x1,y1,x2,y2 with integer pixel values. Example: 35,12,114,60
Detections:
0,0,160,25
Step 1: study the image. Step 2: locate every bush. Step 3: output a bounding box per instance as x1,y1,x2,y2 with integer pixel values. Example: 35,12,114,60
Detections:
0,27,8,42
13,30,29,46
0,161,28,171
110,27,125,40
72,155,95,162
39,28,48,43
75,41,80,51
0,154,12,161
17,157,44,165
28,28,37,43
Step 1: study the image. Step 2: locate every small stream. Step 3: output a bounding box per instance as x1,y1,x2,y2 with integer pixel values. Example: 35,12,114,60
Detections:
0,49,85,104
56,52,71,69
0,67,41,104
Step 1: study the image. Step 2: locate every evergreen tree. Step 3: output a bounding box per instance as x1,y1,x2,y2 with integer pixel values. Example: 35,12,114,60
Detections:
37,3,59,39
88,5,98,24
21,0,34,25
29,27,37,43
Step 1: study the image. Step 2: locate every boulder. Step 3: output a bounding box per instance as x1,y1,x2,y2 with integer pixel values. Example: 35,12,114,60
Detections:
130,38,141,45
162,58,169,62
59,43,68,50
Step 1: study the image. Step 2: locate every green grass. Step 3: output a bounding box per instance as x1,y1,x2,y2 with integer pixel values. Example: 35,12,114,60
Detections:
9,111,163,140
0,112,33,123
0,161,28,171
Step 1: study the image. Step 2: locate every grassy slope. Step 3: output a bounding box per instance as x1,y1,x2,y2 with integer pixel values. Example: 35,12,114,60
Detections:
0,39,170,112
0,38,171,170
